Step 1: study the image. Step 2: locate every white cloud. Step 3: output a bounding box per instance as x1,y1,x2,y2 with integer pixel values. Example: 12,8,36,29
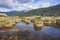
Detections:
23,1,50,9
0,8,12,12
0,0,51,12
40,2,50,8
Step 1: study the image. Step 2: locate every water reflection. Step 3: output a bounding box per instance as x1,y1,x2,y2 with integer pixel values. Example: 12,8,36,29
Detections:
0,21,60,40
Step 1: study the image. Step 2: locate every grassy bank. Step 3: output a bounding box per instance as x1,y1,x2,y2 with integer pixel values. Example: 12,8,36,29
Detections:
0,15,60,28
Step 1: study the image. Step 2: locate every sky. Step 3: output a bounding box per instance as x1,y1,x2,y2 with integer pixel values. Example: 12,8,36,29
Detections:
0,0,60,12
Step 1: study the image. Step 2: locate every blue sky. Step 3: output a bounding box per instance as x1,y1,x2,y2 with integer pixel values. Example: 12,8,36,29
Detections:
0,0,60,12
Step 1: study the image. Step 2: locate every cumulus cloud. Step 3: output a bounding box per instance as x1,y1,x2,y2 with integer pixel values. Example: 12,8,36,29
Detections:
0,8,12,12
40,2,50,8
0,0,51,12
17,0,34,4
22,1,50,9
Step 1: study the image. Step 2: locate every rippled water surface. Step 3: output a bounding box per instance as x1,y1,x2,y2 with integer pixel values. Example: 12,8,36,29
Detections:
0,21,60,40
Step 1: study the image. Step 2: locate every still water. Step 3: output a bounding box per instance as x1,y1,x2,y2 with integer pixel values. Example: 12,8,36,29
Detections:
0,21,60,40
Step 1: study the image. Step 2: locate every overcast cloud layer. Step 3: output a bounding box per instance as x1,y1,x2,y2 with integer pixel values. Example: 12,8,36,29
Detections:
0,0,60,12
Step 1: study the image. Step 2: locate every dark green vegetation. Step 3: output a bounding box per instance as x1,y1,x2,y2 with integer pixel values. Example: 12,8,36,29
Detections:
0,4,60,16
17,4,60,16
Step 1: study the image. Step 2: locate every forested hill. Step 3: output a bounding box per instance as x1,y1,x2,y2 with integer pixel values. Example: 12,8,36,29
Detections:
17,4,60,16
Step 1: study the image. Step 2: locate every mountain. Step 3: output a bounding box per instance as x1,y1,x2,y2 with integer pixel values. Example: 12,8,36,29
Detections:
0,10,25,16
17,4,60,16
0,4,60,16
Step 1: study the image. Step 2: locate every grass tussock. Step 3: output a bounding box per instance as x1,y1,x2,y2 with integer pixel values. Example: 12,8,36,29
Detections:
0,15,60,28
